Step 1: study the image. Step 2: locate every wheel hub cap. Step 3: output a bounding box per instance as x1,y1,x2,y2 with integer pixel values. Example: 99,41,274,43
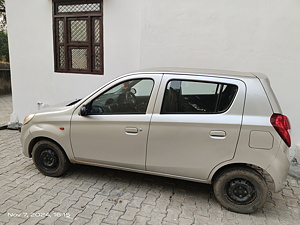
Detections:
40,149,58,168
227,179,256,204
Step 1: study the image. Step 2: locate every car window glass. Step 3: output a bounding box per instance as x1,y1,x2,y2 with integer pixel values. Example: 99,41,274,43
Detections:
89,79,154,115
181,82,217,95
161,79,237,114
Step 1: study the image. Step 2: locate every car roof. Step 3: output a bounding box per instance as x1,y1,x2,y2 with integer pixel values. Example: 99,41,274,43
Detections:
131,67,257,79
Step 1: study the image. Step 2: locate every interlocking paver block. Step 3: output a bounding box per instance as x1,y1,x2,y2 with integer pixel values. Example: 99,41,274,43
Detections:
82,187,99,199
50,192,71,205
68,190,85,202
147,212,165,225
72,197,91,210
13,197,36,210
89,194,107,207
43,184,65,197
70,216,89,225
164,208,181,224
133,215,149,225
77,181,94,192
0,200,18,214
54,220,71,225
0,193,14,205
117,218,134,225
128,196,143,209
120,206,139,221
95,201,115,216
102,209,124,224
112,199,129,212
87,213,106,225
77,205,99,219
53,199,76,213
32,194,54,207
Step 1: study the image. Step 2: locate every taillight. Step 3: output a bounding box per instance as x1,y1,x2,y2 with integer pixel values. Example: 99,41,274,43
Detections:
270,113,291,147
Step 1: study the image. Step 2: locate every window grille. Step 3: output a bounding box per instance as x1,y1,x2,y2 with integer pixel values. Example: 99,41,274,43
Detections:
53,0,103,74
58,3,101,13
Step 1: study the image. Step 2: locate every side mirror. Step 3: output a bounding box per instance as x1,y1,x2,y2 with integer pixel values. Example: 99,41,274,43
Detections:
80,105,88,116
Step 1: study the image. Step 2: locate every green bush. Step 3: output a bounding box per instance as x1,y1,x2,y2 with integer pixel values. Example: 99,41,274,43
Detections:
0,30,9,62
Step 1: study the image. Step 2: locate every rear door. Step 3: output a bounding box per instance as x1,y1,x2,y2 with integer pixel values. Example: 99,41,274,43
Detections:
146,74,246,180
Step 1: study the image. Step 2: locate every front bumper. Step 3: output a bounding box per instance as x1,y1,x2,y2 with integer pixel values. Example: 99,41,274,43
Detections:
20,125,32,158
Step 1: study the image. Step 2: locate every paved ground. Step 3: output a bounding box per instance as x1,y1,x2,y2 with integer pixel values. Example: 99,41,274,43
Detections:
0,95,300,224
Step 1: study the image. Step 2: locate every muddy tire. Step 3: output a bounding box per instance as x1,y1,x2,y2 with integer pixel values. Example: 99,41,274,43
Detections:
213,167,268,213
32,140,70,177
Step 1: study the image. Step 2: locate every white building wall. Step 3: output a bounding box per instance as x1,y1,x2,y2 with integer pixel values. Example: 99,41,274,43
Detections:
140,0,300,157
5,0,300,157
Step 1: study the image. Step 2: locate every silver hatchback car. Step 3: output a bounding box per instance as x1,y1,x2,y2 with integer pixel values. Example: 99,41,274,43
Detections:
21,68,291,213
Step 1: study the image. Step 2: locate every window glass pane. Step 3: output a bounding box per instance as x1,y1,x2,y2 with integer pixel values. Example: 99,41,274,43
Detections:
181,81,218,95
59,46,65,69
133,79,153,96
71,48,87,69
70,20,87,42
58,20,64,43
94,18,100,43
90,79,154,114
94,46,101,71
58,3,101,13
218,85,238,112
161,80,237,114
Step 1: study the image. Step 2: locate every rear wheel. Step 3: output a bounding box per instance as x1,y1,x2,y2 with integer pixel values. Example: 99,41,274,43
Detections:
213,167,268,213
32,140,70,177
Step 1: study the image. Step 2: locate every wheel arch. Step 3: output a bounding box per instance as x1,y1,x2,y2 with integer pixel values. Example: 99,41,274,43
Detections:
28,137,65,158
211,163,275,191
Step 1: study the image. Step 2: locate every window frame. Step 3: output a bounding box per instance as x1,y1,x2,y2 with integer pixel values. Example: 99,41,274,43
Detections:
53,0,103,75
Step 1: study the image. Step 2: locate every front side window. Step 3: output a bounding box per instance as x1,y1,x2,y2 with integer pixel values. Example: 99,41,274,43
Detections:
89,79,154,114
53,0,103,74
161,80,238,114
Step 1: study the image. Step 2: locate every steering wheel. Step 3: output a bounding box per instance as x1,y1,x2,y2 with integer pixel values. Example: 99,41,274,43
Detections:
125,91,137,109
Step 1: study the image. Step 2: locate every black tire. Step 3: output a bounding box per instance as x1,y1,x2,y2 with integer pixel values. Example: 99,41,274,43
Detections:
213,167,268,214
32,140,70,177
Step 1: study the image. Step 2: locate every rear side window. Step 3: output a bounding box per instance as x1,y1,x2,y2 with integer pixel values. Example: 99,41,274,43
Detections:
161,80,238,114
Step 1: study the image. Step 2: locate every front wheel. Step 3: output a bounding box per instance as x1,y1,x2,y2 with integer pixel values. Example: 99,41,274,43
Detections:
213,167,268,214
32,140,70,177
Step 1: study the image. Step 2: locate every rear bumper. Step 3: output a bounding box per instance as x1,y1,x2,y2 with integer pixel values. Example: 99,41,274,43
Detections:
266,145,290,192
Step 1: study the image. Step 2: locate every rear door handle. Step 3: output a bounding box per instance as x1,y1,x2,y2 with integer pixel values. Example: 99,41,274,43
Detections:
210,130,226,139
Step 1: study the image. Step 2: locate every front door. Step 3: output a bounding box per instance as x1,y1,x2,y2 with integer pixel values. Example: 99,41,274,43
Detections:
70,75,161,170
146,75,246,180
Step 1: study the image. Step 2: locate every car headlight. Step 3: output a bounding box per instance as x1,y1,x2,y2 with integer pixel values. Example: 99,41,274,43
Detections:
23,114,35,125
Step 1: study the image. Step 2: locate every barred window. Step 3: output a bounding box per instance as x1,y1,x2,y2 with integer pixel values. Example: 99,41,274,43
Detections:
53,0,103,74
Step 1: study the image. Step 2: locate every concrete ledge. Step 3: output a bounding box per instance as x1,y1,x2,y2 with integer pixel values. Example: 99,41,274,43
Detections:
288,158,300,180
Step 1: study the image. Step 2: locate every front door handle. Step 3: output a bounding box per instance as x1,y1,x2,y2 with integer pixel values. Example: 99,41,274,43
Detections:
210,130,226,139
125,127,139,134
